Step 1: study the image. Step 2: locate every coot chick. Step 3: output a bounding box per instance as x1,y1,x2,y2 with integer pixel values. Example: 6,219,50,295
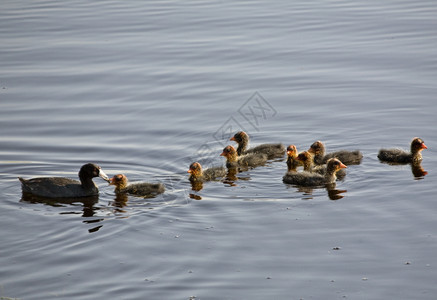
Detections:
109,174,165,197
18,163,109,198
283,158,347,186
188,162,227,182
296,151,346,179
230,131,285,159
378,137,427,164
220,145,268,168
286,145,301,171
296,151,319,172
308,141,363,165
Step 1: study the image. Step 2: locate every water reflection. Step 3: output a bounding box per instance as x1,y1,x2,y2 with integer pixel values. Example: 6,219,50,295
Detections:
111,193,129,213
189,193,202,200
189,180,204,192
108,190,166,215
20,192,107,232
326,183,348,200
287,183,347,200
20,192,99,217
188,167,253,201
379,161,428,179
222,167,239,186
188,167,239,192
411,163,428,179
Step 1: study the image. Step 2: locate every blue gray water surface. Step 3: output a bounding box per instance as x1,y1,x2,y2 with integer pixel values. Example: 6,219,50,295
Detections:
1,0,437,299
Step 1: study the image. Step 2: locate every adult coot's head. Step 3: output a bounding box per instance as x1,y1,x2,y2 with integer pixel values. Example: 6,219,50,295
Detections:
79,163,109,184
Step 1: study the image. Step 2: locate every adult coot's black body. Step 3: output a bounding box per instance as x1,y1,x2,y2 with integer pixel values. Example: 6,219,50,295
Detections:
378,137,427,164
188,162,226,182
220,145,267,169
230,131,285,159
308,141,363,165
283,158,347,186
19,163,109,198
109,174,165,197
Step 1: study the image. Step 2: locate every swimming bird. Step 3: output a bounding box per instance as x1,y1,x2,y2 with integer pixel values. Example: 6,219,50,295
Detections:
188,162,227,182
286,145,301,171
109,174,165,197
19,163,109,198
283,158,347,186
220,145,268,168
378,137,427,164
308,141,363,165
187,162,227,191
296,150,346,179
230,131,285,159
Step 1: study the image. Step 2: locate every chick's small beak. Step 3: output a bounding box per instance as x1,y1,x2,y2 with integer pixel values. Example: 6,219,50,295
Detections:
230,136,235,141
339,163,347,169
187,169,192,173
422,143,428,149
220,151,226,156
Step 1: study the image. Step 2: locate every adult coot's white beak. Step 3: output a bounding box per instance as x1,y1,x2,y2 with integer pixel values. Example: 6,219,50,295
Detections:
99,169,110,182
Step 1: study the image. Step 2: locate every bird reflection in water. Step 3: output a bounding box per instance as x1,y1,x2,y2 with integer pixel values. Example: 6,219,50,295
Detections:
20,192,99,217
187,161,254,200
379,161,428,180
189,193,202,200
111,193,129,213
411,163,428,179
222,167,238,186
109,186,166,215
189,179,204,192
20,192,105,232
293,183,347,200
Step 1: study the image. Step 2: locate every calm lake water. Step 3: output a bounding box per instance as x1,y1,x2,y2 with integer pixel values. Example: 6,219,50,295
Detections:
1,0,437,299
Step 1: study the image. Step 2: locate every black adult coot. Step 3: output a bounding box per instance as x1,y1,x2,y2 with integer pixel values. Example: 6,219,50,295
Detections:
378,137,427,164
308,141,363,165
296,151,346,179
188,162,226,182
230,131,285,159
286,145,301,171
18,163,109,198
109,174,165,197
220,145,268,168
283,158,347,186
